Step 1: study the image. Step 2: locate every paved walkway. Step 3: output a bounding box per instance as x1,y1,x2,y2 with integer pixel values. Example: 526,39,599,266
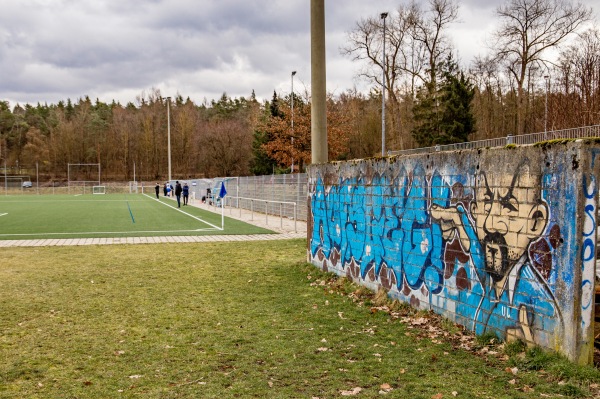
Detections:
1,197,307,248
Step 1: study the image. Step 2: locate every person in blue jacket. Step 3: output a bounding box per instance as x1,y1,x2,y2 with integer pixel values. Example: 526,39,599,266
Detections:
182,182,190,205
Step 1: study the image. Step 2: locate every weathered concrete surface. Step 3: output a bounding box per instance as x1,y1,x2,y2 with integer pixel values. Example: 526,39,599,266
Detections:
307,140,600,365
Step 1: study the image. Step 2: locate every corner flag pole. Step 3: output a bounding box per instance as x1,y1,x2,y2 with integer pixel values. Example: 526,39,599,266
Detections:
219,181,227,230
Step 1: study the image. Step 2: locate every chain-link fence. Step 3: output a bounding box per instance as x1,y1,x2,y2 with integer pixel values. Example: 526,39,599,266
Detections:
158,174,308,222
0,180,135,195
1,173,308,223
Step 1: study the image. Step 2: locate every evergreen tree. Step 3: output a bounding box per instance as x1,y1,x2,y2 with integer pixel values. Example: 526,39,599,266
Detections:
411,55,475,147
439,69,475,144
411,81,441,147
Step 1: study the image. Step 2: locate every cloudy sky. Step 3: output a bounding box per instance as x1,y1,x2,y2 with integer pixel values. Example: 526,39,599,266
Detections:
1,0,598,108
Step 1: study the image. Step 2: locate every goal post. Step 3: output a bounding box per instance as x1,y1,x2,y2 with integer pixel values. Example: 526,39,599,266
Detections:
129,181,138,194
68,163,101,194
92,186,106,195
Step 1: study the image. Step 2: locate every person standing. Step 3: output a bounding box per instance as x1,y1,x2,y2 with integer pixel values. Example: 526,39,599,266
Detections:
155,182,160,199
182,182,189,206
163,183,168,197
175,181,183,208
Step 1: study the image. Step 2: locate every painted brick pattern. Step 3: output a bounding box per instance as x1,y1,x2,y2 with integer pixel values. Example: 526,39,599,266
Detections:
307,142,600,365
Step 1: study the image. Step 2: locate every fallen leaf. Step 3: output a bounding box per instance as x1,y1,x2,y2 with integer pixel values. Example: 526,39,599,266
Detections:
380,383,393,393
452,392,458,397
508,379,516,385
317,347,329,352
340,387,362,396
432,393,443,399
412,317,428,325
268,381,273,388
400,368,406,374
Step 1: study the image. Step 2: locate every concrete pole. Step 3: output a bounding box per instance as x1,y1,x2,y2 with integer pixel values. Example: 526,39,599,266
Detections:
311,0,328,164
291,71,296,173
166,96,172,183
381,12,388,156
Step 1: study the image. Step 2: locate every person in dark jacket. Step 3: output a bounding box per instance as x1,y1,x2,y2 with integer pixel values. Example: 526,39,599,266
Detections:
155,183,160,199
182,182,190,205
175,181,183,208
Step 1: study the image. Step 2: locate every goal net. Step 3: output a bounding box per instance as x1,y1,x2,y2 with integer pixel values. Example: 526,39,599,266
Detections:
92,185,106,195
68,163,101,194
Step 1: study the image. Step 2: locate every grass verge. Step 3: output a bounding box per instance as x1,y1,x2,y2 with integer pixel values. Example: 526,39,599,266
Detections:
0,239,598,398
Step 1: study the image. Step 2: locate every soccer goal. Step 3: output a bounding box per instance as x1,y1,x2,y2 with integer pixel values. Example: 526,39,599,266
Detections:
68,163,101,194
92,185,106,195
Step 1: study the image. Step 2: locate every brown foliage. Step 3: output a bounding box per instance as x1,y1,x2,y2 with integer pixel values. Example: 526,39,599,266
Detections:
260,97,352,171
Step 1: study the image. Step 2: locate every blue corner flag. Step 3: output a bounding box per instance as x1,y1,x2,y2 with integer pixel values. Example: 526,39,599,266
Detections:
219,181,227,198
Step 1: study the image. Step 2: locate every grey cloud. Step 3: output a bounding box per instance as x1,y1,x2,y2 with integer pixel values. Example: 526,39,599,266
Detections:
1,0,598,107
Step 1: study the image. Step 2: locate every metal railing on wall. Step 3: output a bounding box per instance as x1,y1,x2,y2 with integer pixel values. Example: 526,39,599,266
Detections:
171,173,308,223
387,125,600,157
222,196,298,232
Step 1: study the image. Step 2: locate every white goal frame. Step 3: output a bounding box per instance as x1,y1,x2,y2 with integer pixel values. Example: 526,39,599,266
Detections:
68,163,101,194
92,185,106,195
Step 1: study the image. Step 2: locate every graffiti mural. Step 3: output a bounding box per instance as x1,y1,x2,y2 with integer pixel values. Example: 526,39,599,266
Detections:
308,155,574,350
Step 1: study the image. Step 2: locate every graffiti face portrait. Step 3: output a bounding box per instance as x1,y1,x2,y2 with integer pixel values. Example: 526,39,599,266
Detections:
471,163,548,284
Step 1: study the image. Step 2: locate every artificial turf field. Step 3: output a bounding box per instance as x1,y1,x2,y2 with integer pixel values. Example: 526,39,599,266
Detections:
0,193,273,240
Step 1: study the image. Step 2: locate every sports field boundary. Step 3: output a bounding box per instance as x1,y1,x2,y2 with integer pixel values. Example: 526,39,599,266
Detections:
0,232,305,247
0,196,307,247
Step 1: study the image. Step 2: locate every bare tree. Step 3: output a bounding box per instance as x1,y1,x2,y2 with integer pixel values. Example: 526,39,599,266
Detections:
556,28,600,127
341,0,458,150
491,0,592,134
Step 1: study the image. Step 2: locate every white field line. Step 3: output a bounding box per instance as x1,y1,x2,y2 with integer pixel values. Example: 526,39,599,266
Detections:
0,227,219,238
142,194,223,230
0,213,7,217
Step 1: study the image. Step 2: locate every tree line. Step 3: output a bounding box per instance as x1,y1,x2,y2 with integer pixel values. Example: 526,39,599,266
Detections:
0,0,598,182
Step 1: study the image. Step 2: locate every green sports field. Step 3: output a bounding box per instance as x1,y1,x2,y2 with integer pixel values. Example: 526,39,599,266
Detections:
0,193,273,239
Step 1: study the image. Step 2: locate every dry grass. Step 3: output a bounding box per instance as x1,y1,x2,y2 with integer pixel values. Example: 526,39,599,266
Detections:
0,239,598,398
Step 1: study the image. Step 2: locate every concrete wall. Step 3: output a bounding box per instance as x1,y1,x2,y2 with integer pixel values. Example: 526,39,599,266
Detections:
307,141,600,365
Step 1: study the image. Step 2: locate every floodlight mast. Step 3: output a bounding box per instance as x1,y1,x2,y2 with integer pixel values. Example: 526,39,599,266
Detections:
380,12,388,157
291,70,297,173
544,75,549,138
166,96,172,183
